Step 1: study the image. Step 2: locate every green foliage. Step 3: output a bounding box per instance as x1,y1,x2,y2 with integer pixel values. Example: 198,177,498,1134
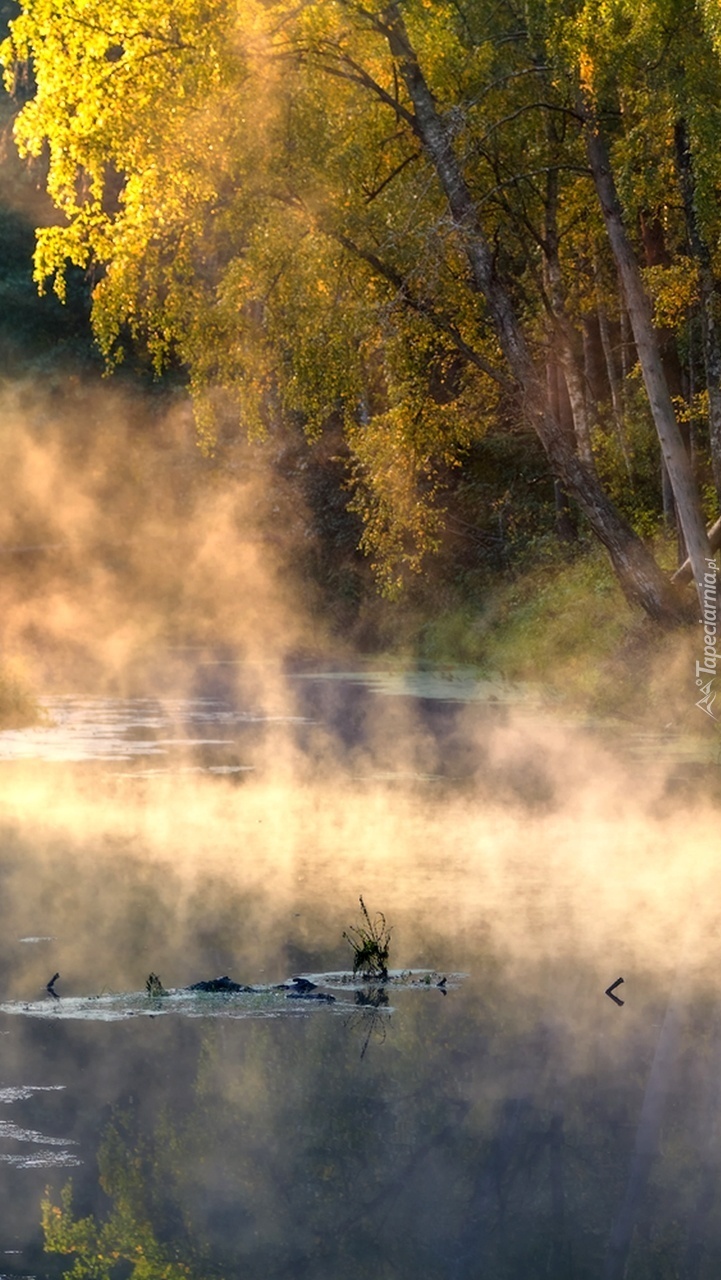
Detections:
3,0,721,604
591,386,663,536
343,896,392,981
642,261,699,331
0,0,544,589
417,605,488,666
42,1167,197,1279
478,545,633,707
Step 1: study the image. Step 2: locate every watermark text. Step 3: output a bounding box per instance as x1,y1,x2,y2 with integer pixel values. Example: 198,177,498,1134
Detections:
696,557,718,720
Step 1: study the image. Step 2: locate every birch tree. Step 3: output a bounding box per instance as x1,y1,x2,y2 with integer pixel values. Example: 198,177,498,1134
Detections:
2,0,709,619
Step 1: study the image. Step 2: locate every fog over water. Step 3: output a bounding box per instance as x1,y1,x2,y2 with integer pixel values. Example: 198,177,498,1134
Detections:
0,378,719,1278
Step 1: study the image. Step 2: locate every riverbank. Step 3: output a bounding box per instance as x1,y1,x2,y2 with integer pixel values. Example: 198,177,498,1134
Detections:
362,542,718,740
0,535,716,745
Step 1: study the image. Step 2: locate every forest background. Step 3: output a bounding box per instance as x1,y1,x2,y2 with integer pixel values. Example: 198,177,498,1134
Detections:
0,0,720,730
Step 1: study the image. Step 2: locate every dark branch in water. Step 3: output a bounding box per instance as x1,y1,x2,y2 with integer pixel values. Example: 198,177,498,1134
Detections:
605,977,625,1007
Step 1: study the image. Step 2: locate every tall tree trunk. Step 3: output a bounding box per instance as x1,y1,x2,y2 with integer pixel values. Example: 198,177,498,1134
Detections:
674,117,721,499
661,459,677,537
638,213,688,559
619,299,631,413
379,4,687,622
582,309,606,404
562,351,594,466
543,159,596,467
596,294,633,484
547,362,579,542
596,301,622,422
580,94,711,608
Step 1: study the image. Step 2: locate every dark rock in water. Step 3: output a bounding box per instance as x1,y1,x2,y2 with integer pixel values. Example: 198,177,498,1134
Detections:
275,976,334,1000
186,975,253,994
149,973,335,1000
275,976,318,993
290,976,318,992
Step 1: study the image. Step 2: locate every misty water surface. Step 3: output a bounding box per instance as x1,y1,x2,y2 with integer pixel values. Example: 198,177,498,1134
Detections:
0,663,719,1279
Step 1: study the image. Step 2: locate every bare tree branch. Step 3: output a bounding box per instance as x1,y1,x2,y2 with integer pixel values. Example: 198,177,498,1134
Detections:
362,151,421,203
332,230,513,390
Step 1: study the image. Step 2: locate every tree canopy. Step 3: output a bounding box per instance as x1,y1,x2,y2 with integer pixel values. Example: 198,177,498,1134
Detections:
2,0,720,614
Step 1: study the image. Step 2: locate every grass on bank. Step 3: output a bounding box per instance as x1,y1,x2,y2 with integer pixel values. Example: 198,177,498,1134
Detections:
371,538,716,731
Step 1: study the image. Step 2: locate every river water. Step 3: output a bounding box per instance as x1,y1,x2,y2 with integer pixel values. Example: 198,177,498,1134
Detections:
0,661,719,1279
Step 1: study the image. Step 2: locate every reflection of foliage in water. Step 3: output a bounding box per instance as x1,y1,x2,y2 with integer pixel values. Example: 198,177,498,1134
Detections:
39,971,721,1280
42,1112,208,1278
348,985,390,1059
354,985,389,1008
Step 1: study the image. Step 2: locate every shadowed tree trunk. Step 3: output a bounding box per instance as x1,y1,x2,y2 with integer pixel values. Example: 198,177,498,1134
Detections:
547,362,579,542
582,309,607,405
619,302,631,391
543,151,596,467
639,210,689,561
675,117,721,500
596,293,634,485
661,459,678,539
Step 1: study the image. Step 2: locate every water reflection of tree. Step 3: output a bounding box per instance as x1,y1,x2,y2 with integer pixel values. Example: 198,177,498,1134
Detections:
40,980,721,1279
42,995,475,1278
347,984,390,1060
42,1110,207,1279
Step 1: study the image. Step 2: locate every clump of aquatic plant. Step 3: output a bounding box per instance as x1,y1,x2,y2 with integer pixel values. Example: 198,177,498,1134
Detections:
145,973,167,997
343,897,392,980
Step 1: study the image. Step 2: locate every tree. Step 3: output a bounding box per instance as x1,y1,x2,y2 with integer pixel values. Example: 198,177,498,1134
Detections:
2,0,711,619
565,0,720,602
578,87,712,597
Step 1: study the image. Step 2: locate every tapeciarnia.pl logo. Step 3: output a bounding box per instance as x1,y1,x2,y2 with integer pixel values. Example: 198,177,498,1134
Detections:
696,557,719,720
